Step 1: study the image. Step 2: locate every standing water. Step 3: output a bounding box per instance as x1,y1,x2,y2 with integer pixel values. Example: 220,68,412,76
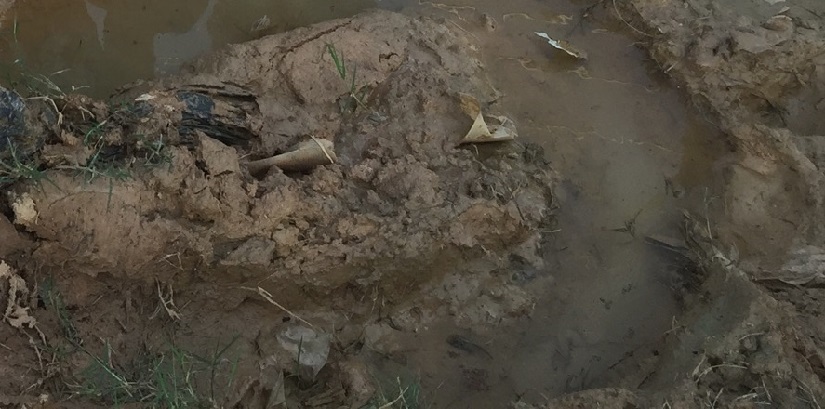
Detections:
0,0,373,97
383,0,727,406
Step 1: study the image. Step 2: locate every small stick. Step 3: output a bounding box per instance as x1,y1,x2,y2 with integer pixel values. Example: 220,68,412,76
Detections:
696,363,748,382
155,279,181,320
612,0,653,37
796,377,822,409
241,286,315,328
710,388,723,408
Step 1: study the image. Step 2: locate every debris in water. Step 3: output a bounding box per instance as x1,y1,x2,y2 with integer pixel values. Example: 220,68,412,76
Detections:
535,32,588,60
458,94,517,144
644,234,689,257
251,15,272,33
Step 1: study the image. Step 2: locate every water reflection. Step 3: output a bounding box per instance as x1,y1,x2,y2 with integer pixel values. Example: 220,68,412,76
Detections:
153,0,217,75
0,0,372,97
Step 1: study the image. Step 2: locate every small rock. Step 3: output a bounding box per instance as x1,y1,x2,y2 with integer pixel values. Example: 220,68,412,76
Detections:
277,325,331,382
763,15,793,32
11,193,38,228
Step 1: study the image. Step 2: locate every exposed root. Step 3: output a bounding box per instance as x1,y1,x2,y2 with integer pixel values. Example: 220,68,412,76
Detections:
153,279,182,321
241,286,316,328
611,0,653,37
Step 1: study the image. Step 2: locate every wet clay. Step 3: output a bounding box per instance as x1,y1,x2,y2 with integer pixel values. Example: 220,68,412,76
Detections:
1,0,825,408
0,10,554,408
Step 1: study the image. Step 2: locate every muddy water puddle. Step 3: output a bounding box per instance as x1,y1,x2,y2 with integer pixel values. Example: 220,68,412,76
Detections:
0,0,728,407
0,0,374,97
383,0,727,407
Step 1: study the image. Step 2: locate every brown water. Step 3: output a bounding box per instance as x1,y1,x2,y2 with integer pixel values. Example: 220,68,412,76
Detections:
0,0,374,96
0,0,728,407
380,0,727,407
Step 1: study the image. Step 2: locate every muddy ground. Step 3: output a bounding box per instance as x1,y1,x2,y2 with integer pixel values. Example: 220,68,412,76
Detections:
0,9,555,408
528,0,825,407
0,0,824,408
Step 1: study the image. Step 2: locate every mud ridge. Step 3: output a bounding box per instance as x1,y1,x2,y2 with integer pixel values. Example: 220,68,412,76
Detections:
0,10,554,407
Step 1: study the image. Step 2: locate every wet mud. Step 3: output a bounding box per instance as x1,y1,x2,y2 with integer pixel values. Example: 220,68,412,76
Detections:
0,0,823,408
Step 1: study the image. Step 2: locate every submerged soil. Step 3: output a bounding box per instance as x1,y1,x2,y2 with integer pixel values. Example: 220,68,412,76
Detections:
527,0,825,407
0,0,824,408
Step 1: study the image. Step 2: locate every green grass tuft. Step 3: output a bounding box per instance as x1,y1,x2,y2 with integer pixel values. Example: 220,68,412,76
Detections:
0,139,48,186
325,43,369,113
363,377,421,409
72,341,238,409
40,282,237,408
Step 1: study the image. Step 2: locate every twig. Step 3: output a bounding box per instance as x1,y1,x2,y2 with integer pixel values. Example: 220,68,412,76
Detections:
710,388,723,408
241,286,315,328
53,165,116,179
378,384,410,409
695,363,748,382
155,279,181,321
796,377,822,409
27,334,44,373
28,96,64,128
160,252,184,271
732,393,758,402
612,0,653,37
738,332,765,341
691,355,708,379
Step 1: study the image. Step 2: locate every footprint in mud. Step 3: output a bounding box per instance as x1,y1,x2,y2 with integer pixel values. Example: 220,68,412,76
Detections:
446,335,493,360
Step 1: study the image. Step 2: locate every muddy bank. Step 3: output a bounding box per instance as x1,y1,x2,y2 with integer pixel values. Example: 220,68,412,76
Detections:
620,0,825,264
617,1,825,282
4,10,552,299
0,9,552,407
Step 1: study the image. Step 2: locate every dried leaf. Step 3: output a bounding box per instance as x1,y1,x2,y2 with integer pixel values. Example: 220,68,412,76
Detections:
457,94,517,144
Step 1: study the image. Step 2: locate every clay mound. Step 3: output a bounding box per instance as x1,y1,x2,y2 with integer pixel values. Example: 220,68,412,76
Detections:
2,10,553,305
